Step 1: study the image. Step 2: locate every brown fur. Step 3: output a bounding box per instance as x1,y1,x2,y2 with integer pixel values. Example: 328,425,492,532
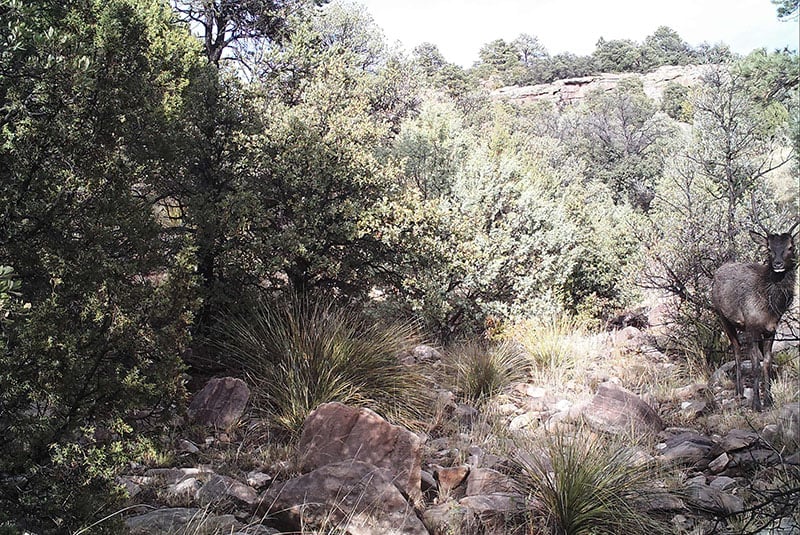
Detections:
711,228,797,410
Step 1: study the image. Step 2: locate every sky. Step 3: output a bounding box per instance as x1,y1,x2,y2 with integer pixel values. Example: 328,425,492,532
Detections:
354,0,800,67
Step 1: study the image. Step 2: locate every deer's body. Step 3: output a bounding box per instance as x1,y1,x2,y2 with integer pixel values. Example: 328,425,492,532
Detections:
711,227,797,411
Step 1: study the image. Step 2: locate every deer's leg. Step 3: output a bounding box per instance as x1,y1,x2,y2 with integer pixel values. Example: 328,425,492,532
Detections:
761,333,775,408
748,332,762,411
719,317,743,397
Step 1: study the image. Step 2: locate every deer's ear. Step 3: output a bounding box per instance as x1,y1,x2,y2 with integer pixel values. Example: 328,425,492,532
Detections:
789,221,799,240
749,230,767,246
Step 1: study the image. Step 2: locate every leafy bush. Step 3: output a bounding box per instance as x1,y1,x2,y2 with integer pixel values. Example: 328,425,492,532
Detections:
215,296,431,435
518,430,672,535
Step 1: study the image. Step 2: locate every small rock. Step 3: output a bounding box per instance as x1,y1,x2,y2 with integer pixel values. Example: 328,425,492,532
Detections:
719,429,759,452
246,471,273,490
680,400,707,418
582,382,663,435
708,476,737,491
165,477,202,502
509,411,540,431
115,476,142,498
708,452,729,473
125,507,241,535
685,483,744,515
177,439,200,454
465,468,518,496
434,466,469,495
659,441,712,465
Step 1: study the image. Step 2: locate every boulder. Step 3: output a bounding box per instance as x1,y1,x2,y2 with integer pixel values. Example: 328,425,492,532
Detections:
256,460,427,535
582,382,663,435
465,467,518,496
196,473,258,509
187,377,250,428
423,494,529,535
125,507,240,535
685,483,744,515
297,402,423,502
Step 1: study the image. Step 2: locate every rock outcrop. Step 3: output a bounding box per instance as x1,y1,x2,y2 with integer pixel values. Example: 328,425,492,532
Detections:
492,64,709,107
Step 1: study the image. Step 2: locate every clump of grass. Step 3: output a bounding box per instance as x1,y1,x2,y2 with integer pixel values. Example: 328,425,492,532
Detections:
215,296,430,436
517,429,672,535
444,340,530,405
507,314,586,378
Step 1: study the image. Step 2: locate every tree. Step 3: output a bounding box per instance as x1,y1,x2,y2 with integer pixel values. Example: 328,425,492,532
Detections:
641,26,693,69
218,2,412,299
573,78,676,210
413,42,473,98
172,0,326,65
660,82,693,122
690,65,793,243
593,37,644,72
512,33,549,68
639,60,797,360
0,0,199,530
159,0,325,338
474,38,526,86
772,0,800,20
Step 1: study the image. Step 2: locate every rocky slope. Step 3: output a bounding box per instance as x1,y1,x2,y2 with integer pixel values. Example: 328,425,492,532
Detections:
116,319,800,535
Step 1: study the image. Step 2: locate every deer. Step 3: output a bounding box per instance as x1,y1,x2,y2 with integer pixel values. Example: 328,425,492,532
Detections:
711,208,798,411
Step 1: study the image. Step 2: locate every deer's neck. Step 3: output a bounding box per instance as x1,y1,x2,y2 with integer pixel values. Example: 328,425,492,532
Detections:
766,265,796,313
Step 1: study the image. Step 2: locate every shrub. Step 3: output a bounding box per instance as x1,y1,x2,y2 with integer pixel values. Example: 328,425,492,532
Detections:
518,429,672,535
215,296,431,435
443,340,530,404
507,315,586,374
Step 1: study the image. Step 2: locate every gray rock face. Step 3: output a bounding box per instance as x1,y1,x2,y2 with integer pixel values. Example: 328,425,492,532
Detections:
297,402,423,502
187,377,250,428
492,64,709,107
256,460,428,535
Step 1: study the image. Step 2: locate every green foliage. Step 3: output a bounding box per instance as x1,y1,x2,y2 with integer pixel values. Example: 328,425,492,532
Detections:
443,340,530,404
0,267,20,318
0,0,198,530
641,26,693,69
519,430,672,535
660,81,693,122
772,0,800,19
215,296,430,435
374,97,640,340
574,78,676,210
594,37,644,72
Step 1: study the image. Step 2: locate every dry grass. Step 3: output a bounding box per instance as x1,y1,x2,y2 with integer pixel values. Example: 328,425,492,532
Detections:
214,296,432,436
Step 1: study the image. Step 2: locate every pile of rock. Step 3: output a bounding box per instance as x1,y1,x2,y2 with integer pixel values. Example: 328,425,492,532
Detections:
121,352,799,534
